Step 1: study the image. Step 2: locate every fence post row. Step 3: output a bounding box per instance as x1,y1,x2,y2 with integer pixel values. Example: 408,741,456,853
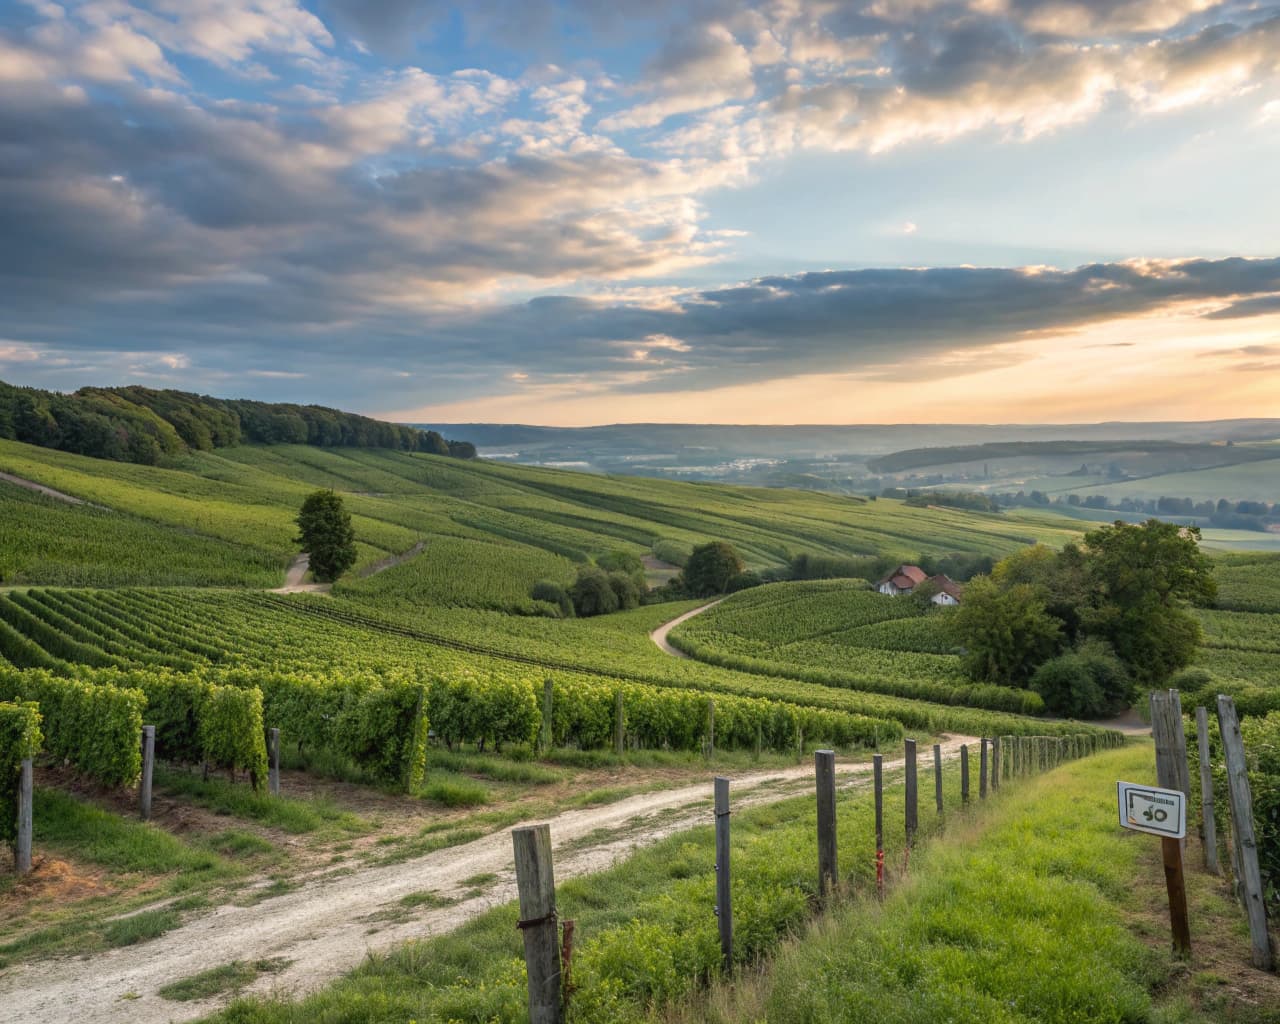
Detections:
513,824,564,1024
16,758,33,875
904,739,918,846
268,727,281,797
139,725,155,821
1194,707,1219,876
1216,696,1275,971
815,751,838,899
714,777,733,968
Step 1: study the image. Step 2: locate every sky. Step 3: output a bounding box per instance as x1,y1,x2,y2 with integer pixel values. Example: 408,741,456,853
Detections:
1,0,1279,426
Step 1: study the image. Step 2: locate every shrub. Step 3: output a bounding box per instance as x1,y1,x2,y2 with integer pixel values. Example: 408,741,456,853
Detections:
1031,655,1103,719
682,542,745,597
606,571,642,611
571,567,620,617
530,579,574,618
726,571,764,593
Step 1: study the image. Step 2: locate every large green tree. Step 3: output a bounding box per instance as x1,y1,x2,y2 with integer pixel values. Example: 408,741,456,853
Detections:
295,490,356,582
952,577,1063,687
682,541,746,597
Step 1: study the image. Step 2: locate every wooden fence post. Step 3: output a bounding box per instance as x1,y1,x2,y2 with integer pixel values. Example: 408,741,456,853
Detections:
1216,696,1275,970
540,679,554,753
714,777,733,968
1151,690,1191,800
139,725,155,821
512,824,563,1024
991,736,1000,791
979,738,988,800
16,758,33,875
815,751,838,899
932,743,943,814
613,692,624,756
267,727,280,797
960,744,970,804
873,753,885,896
904,739,918,846
1195,707,1219,876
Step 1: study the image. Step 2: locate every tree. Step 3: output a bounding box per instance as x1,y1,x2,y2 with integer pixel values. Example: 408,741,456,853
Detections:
1077,519,1215,686
570,567,620,617
681,542,745,597
295,490,356,582
951,577,1063,687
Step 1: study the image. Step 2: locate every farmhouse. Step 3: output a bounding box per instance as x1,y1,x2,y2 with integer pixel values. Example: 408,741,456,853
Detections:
877,564,964,605
877,564,927,595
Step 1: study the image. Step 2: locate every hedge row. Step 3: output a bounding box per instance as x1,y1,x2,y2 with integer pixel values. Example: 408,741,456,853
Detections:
0,669,143,787
0,701,42,846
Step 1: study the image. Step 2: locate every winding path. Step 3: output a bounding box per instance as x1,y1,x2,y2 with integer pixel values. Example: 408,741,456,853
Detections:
1,737,975,1024
649,599,722,658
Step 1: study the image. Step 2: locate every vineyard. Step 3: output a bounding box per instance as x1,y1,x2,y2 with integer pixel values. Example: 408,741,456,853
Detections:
2,436,1277,1023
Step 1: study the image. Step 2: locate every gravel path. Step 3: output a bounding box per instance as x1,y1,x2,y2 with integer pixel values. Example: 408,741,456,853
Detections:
648,599,722,658
0,471,97,507
1,737,973,1024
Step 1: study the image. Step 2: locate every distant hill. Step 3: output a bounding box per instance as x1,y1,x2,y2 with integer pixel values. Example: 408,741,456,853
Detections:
867,440,1280,474
418,420,1280,458
0,380,475,466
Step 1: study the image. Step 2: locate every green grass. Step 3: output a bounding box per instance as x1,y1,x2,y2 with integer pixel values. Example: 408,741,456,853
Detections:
750,745,1162,1024
101,908,182,948
154,768,370,835
158,958,291,1002
419,775,490,807
32,789,230,878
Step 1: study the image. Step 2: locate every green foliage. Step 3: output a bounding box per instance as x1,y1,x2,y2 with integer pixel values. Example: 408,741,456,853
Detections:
295,490,356,582
0,378,472,466
1240,711,1280,907
0,669,142,787
0,701,41,846
333,683,428,789
571,567,621,617
788,552,883,581
1028,642,1131,720
953,578,1063,687
725,570,764,593
682,542,746,597
530,580,575,618
198,685,270,790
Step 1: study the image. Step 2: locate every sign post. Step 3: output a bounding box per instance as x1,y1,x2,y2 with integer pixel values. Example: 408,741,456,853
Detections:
1117,781,1190,957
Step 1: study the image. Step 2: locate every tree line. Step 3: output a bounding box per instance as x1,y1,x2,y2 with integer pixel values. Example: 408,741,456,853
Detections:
0,380,476,466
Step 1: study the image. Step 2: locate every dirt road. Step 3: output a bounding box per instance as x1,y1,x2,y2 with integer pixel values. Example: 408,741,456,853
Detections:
0,471,97,507
649,599,721,658
1,737,972,1024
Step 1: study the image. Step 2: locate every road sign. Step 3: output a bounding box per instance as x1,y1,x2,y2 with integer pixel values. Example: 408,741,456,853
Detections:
1117,781,1186,839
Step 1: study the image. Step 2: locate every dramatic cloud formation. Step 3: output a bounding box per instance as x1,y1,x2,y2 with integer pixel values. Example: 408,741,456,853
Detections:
1,0,1278,422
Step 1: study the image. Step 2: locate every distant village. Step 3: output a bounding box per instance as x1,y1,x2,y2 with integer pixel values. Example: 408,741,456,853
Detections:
877,564,964,605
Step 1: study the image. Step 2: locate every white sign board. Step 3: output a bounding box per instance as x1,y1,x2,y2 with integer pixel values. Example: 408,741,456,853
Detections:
1117,781,1186,839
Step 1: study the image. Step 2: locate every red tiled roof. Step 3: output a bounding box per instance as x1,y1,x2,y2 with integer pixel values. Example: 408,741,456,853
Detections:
879,564,927,588
926,574,964,600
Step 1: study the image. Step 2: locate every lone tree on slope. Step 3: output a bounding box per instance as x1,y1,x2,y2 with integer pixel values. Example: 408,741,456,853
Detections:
296,489,356,582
